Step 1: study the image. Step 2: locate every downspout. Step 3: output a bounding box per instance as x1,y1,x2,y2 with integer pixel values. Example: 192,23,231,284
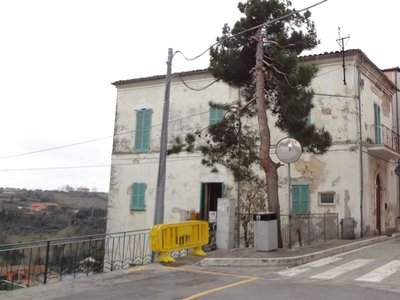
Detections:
395,71,400,224
236,87,241,248
395,71,399,134
357,66,364,237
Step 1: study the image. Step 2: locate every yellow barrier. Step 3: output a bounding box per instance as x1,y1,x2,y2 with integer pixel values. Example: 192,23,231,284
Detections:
150,221,209,263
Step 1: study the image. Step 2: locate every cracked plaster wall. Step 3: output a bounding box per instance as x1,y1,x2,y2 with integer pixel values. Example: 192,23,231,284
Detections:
107,62,398,237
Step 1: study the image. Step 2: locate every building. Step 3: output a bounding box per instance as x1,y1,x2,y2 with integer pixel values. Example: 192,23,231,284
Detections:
77,187,90,193
106,49,400,238
28,203,59,212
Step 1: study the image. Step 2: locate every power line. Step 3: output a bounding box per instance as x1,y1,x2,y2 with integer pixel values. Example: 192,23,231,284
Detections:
0,156,204,172
173,0,328,62
0,1,328,163
0,110,211,161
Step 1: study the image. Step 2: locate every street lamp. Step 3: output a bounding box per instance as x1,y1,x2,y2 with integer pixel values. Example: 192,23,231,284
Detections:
276,137,302,248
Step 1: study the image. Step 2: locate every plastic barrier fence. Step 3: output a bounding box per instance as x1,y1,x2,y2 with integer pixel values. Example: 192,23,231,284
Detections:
150,221,209,263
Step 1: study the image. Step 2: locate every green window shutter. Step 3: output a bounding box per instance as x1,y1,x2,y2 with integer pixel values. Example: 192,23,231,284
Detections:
292,186,300,214
374,104,381,144
221,182,226,198
131,183,146,210
304,111,311,126
292,185,309,214
209,108,224,125
200,183,205,220
134,109,152,152
300,186,309,214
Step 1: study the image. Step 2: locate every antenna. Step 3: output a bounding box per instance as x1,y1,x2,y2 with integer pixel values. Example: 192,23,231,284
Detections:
336,27,350,85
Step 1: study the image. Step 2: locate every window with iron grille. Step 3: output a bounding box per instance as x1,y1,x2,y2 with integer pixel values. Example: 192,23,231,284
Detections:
319,192,335,205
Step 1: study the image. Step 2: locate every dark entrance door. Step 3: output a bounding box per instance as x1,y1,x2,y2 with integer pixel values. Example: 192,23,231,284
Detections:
200,183,223,221
376,175,381,235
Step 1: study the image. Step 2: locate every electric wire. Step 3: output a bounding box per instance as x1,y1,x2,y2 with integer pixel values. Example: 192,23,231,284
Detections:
0,110,211,160
0,1,328,168
0,156,204,172
0,64,346,164
173,0,327,62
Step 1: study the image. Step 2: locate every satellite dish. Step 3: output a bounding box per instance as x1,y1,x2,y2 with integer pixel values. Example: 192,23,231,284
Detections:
276,137,302,164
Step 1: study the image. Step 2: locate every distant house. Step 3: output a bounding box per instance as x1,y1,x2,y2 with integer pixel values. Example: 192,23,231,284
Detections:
2,188,16,195
28,203,59,212
0,264,49,287
77,187,90,193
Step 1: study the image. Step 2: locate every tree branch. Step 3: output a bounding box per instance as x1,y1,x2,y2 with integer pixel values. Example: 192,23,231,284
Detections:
238,97,256,117
263,59,294,88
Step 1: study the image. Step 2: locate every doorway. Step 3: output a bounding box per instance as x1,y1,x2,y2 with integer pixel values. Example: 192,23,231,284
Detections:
200,183,224,221
376,175,381,235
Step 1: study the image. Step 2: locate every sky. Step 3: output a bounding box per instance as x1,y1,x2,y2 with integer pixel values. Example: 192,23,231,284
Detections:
0,0,399,192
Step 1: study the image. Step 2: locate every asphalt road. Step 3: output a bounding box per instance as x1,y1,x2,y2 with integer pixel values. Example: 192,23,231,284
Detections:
3,238,400,300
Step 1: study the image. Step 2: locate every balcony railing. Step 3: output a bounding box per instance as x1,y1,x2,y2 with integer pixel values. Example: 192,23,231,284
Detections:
367,124,400,155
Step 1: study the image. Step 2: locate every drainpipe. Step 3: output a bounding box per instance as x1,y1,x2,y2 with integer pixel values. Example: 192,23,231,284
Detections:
357,66,364,237
395,71,400,224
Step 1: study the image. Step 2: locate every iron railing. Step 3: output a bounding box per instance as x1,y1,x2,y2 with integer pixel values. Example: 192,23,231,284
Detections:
236,212,339,248
0,229,154,290
281,213,339,248
368,124,400,154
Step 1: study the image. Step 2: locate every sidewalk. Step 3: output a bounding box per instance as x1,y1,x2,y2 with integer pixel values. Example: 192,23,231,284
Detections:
172,233,400,268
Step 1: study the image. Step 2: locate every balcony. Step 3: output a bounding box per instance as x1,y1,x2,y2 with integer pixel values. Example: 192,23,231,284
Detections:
366,124,400,160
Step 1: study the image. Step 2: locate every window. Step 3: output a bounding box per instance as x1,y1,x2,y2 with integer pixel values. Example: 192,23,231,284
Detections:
319,192,335,205
134,109,152,152
291,185,309,214
131,183,146,211
374,103,381,144
209,107,225,125
304,111,311,126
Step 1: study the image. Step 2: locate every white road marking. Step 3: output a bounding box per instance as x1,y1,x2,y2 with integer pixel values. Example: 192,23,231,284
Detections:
278,257,343,277
355,260,400,282
311,259,373,280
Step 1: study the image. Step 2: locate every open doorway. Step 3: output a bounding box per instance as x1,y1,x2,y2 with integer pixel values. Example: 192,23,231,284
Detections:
376,175,381,235
200,182,224,221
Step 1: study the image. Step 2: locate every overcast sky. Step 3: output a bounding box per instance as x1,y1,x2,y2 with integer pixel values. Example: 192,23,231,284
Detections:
0,0,399,192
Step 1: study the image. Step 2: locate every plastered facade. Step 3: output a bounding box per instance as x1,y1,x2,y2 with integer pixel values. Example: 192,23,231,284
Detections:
107,50,399,238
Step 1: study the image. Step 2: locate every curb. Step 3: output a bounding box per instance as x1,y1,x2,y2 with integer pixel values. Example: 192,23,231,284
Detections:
200,234,400,267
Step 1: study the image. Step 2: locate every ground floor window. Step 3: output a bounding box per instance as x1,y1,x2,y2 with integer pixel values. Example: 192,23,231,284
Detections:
292,185,309,214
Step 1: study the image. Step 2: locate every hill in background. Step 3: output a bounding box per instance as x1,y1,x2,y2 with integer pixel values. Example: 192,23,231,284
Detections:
0,188,108,245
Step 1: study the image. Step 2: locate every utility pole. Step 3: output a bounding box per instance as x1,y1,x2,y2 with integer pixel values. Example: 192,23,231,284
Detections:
153,48,173,226
336,27,350,85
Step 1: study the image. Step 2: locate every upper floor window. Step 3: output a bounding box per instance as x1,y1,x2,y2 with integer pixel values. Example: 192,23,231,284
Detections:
131,183,146,211
304,111,311,126
209,107,225,125
374,103,381,144
134,109,152,152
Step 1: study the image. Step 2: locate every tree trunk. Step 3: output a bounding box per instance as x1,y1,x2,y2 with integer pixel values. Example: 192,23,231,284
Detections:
254,28,283,248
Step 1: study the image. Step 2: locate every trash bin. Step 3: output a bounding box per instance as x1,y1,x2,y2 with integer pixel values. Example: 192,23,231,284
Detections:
397,216,400,231
253,212,278,251
340,217,356,239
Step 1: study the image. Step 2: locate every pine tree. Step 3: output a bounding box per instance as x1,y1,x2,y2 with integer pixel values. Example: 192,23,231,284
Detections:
204,0,332,247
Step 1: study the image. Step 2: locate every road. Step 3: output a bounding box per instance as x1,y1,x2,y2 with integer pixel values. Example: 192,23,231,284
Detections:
3,238,400,300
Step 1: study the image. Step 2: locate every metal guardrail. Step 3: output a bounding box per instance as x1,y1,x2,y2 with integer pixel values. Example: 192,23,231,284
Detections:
281,213,339,248
236,213,339,248
0,229,154,290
